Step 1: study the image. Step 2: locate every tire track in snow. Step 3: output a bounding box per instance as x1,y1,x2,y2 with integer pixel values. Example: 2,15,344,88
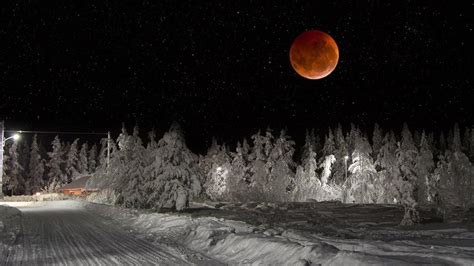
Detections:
5,204,190,265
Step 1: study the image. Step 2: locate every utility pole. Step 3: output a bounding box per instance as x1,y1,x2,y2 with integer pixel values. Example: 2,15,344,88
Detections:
0,121,4,199
107,131,111,174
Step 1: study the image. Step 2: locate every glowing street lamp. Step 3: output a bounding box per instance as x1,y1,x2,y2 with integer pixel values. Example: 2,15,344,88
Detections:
5,133,20,142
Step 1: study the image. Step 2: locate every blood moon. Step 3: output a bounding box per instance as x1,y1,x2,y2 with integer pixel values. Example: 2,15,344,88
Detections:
289,30,339,80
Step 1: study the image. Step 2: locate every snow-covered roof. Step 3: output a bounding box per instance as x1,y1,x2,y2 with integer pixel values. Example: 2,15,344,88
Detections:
60,175,91,190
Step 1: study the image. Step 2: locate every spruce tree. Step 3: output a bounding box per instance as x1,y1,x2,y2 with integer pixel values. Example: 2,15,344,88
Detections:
88,144,98,173
47,136,66,188
372,123,383,158
375,132,399,203
122,126,149,208
266,130,295,201
248,130,270,200
346,136,377,203
65,139,80,181
396,124,420,226
4,142,24,195
462,127,470,154
27,134,44,194
144,123,202,211
78,142,89,175
415,132,434,205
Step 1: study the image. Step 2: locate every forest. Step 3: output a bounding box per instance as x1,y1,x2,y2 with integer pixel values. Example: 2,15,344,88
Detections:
3,122,474,225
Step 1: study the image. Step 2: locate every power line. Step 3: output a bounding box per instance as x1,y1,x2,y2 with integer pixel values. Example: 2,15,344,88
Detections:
4,130,108,135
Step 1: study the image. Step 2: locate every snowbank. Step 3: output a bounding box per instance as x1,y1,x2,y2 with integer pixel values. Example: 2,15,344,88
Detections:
0,205,22,263
85,201,474,265
84,202,429,265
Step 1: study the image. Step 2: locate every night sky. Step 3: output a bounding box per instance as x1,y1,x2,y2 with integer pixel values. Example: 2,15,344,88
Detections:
1,1,472,151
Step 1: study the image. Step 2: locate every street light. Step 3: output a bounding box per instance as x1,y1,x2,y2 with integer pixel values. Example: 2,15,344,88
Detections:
5,133,20,142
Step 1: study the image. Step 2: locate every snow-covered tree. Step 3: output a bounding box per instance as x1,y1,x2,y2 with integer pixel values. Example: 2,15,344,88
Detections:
144,123,202,211
88,144,98,173
228,141,251,201
3,142,24,195
320,155,335,187
470,128,474,162
462,127,470,154
248,130,271,201
293,146,321,202
345,136,377,203
439,132,447,153
27,134,44,194
301,129,316,166
372,123,383,159
47,136,66,188
321,128,336,161
396,124,420,226
333,124,349,185
203,143,232,201
121,126,149,208
78,142,89,175
266,130,295,201
65,139,80,182
415,132,434,205
375,132,400,203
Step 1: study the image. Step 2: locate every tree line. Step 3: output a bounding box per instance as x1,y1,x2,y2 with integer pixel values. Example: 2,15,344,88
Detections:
3,122,474,225
2,135,109,195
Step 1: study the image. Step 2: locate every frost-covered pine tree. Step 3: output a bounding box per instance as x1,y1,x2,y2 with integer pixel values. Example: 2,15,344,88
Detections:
18,140,30,188
78,142,89,175
293,138,320,202
266,130,295,201
462,127,470,154
321,128,336,161
396,124,420,226
319,128,336,184
375,132,400,203
65,139,80,182
444,124,473,211
3,142,24,195
415,132,434,205
121,126,149,208
345,136,377,203
47,136,67,188
372,123,383,159
301,129,316,166
248,130,271,201
144,123,202,211
319,154,335,187
88,144,98,173
469,128,474,162
439,132,447,153
228,141,251,201
27,134,44,194
203,143,232,201
333,124,349,185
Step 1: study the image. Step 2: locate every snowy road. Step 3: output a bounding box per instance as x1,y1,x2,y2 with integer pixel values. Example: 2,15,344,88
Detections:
4,201,209,265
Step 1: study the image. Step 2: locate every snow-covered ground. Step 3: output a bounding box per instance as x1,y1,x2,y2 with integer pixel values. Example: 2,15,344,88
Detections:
0,204,22,262
86,200,474,265
2,200,473,265
0,201,219,265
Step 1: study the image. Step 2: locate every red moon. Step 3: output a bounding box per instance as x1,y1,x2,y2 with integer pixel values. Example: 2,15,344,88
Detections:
289,30,339,80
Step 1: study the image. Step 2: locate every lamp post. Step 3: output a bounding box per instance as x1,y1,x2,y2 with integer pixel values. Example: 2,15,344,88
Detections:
0,121,21,199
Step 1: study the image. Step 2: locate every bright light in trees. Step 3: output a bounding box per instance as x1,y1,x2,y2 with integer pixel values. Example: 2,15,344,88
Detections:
12,134,20,141
216,166,222,171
